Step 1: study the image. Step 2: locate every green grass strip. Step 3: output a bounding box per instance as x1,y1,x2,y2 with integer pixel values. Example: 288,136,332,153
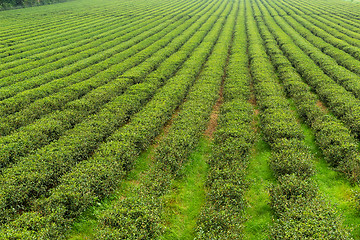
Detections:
243,139,274,240
161,138,210,240
286,97,360,238
301,124,360,239
67,147,154,239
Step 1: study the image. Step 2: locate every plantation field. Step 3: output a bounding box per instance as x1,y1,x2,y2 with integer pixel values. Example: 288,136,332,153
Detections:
1,0,360,238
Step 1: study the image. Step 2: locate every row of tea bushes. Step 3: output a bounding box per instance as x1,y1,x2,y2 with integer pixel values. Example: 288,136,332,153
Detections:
0,14,187,131
255,0,360,180
247,2,350,238
196,6,255,239
0,0,227,237
0,0,213,170
258,5,360,139
94,2,235,238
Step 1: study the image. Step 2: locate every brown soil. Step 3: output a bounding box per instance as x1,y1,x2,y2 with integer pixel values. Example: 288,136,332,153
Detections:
316,100,328,113
248,93,257,106
153,106,181,148
249,80,259,133
251,105,260,133
129,180,140,186
205,85,224,140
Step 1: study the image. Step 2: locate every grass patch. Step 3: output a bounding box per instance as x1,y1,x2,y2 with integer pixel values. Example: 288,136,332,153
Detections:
287,97,360,237
67,147,154,239
243,139,274,240
160,138,211,240
301,124,360,238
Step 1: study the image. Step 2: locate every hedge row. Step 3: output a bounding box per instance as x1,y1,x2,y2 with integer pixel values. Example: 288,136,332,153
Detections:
0,0,185,65
284,0,360,18
270,0,360,52
0,0,183,63
196,6,255,239
93,2,235,238
0,2,213,171
0,0,198,77
277,0,360,28
248,3,308,176
0,0,163,33
155,0,234,177
0,0,177,41
1,20,168,94
306,12,360,40
0,13,87,41
246,2,350,238
0,0,227,237
0,16,147,83
260,0,360,98
256,0,360,216
267,0,360,73
0,14,128,64
0,14,181,106
270,0,360,34
0,14,108,59
0,18,169,106
0,16,120,73
256,0,358,144
0,0,222,223
286,15,360,74
255,4,360,140
0,0,218,176
255,3,360,182
0,17,193,136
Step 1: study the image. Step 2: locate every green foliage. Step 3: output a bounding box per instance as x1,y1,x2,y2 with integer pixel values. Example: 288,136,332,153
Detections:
1,0,359,238
246,2,351,238
96,197,164,240
271,195,351,239
196,205,244,240
0,12,202,171
0,1,231,237
0,0,65,9
256,0,360,181
99,3,236,237
270,139,314,178
270,174,318,215
196,8,254,239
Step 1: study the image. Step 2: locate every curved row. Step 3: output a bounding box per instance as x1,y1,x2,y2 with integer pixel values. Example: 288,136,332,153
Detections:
196,4,255,238
0,0,198,92
255,0,360,184
0,9,192,121
253,0,360,140
0,0,178,46
259,0,360,99
246,1,349,238
271,0,360,40
0,16,160,84
93,1,235,238
0,0,230,237
0,0,227,232
285,0,360,23
0,12,164,77
0,0,188,71
268,0,360,59
0,0,219,174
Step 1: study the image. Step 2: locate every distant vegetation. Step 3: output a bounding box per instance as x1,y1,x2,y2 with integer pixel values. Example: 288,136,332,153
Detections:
0,0,66,10
0,0,360,239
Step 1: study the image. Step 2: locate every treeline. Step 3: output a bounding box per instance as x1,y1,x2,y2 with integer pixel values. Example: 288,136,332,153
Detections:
0,0,66,10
